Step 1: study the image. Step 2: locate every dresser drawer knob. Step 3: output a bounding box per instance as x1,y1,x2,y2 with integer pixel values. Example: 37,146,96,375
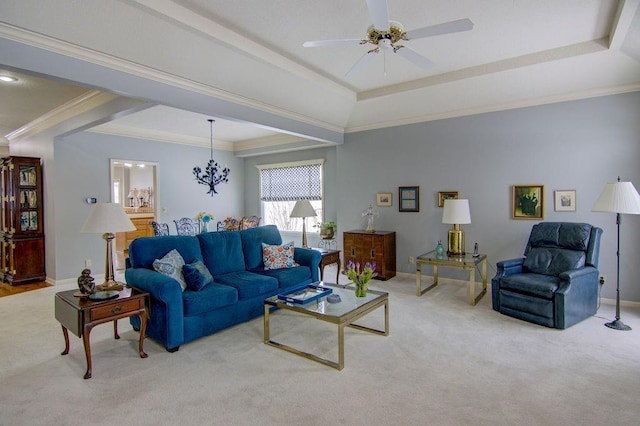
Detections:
111,306,122,314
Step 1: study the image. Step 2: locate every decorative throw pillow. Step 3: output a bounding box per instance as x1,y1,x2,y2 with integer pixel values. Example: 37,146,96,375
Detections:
152,249,188,291
182,260,214,291
262,241,299,270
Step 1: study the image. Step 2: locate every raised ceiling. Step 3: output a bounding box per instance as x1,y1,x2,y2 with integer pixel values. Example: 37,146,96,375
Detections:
1,0,639,150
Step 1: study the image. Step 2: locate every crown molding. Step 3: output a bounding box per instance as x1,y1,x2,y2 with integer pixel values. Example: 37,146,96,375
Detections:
5,90,118,142
88,124,234,151
0,22,346,137
358,39,609,101
346,83,640,134
233,133,306,151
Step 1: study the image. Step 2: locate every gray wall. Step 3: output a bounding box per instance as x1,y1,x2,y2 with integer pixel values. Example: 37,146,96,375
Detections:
49,92,640,303
54,131,243,280
335,92,640,301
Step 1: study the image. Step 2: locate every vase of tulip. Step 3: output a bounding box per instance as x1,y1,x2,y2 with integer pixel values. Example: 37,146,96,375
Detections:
344,260,377,297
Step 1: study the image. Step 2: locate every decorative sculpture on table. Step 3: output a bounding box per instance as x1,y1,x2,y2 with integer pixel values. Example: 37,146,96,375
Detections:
362,204,379,233
76,268,96,296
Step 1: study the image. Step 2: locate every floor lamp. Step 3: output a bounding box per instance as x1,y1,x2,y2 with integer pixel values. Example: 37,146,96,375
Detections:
290,200,316,248
592,177,640,331
81,202,136,294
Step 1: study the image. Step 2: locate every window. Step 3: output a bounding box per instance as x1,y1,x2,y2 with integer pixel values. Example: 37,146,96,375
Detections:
258,159,324,232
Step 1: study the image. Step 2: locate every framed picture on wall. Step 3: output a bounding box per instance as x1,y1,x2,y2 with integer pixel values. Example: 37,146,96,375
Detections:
437,191,459,207
554,190,576,212
512,185,544,219
376,192,392,207
399,186,420,212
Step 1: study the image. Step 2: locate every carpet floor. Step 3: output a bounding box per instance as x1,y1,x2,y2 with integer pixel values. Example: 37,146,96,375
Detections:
1,269,639,426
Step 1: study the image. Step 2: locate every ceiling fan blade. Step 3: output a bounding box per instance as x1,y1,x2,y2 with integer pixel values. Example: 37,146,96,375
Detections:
395,46,434,69
366,0,390,30
345,50,378,78
303,39,364,48
405,18,474,40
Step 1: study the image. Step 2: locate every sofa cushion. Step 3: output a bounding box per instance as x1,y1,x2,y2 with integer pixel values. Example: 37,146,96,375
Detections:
183,260,214,291
500,273,560,299
198,231,246,275
523,247,586,276
129,236,202,269
528,222,591,250
214,271,278,299
262,241,299,270
240,225,283,270
254,265,312,289
182,283,238,317
152,249,188,291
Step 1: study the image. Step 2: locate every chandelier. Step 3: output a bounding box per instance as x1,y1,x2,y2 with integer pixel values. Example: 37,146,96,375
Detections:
193,119,230,195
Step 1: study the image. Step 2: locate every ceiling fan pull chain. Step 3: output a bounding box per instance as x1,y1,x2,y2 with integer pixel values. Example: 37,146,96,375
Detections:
383,49,387,77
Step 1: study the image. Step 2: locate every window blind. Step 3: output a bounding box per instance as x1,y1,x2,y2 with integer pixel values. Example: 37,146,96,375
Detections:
259,161,322,201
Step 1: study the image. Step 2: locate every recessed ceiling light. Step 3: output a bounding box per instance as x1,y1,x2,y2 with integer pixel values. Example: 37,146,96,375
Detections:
0,75,18,83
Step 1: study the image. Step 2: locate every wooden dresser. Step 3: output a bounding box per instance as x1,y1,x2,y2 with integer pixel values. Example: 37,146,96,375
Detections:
116,213,154,255
343,230,396,280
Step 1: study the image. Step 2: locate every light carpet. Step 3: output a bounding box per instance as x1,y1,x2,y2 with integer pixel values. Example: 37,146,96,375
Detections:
1,269,639,426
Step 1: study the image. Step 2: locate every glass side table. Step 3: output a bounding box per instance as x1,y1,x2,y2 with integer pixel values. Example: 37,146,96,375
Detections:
415,250,487,305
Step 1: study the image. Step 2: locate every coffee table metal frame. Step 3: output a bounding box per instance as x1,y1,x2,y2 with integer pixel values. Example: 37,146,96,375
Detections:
264,283,389,370
415,250,487,305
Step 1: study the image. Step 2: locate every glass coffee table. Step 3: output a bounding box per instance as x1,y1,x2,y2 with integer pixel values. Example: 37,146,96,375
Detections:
264,283,389,370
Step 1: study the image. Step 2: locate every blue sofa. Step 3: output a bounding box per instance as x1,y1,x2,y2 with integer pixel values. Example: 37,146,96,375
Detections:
125,225,321,351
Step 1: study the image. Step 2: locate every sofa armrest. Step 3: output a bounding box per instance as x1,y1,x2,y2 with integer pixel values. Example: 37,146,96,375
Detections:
558,267,598,285
491,258,525,311
555,266,599,329
496,258,525,276
294,247,322,282
125,267,185,347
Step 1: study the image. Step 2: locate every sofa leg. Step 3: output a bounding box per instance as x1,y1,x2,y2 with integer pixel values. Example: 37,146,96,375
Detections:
166,346,180,353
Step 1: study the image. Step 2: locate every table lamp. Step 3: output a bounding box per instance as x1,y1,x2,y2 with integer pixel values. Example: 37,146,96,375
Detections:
442,199,471,256
592,177,640,331
81,202,135,293
290,199,316,248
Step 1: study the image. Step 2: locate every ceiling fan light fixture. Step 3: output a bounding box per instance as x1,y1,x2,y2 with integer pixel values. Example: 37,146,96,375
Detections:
302,0,473,78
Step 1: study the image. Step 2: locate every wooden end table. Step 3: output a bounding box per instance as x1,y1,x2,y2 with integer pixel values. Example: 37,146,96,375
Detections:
54,287,149,379
313,248,341,284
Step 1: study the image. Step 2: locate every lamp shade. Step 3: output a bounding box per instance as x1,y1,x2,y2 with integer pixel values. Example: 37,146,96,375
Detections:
442,199,471,224
592,181,640,214
290,200,317,218
81,202,136,233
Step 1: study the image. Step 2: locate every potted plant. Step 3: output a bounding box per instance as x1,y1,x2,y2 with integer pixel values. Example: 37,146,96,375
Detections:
317,221,336,239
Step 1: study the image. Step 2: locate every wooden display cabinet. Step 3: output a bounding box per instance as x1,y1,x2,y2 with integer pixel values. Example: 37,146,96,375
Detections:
0,156,45,284
343,230,396,280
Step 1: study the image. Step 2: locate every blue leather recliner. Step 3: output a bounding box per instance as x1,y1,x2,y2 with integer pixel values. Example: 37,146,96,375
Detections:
492,222,603,329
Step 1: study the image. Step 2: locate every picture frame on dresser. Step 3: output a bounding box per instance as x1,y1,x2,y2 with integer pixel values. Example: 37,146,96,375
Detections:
399,186,419,212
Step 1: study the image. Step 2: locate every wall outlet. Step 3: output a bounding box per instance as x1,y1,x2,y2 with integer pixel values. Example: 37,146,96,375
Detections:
599,275,606,286
85,259,92,268
408,256,414,264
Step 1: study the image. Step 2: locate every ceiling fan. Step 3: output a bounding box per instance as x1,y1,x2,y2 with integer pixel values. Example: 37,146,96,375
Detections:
303,0,473,78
